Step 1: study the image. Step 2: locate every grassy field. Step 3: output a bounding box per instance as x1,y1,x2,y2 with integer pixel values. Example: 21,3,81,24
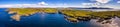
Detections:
7,8,58,16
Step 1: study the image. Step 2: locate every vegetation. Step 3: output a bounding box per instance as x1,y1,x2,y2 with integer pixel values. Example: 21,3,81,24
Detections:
43,8,58,13
60,9,92,17
91,11,120,18
7,8,120,23
8,8,40,16
66,18,79,23
7,8,58,21
7,8,58,16
60,9,120,23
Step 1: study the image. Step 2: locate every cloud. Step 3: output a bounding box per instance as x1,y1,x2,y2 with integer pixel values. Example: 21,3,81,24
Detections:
81,2,101,7
82,3,93,6
0,2,82,8
0,1,119,9
117,1,120,3
38,1,48,5
0,4,77,8
104,5,120,9
90,0,111,3
0,1,50,8
81,2,120,9
0,4,39,8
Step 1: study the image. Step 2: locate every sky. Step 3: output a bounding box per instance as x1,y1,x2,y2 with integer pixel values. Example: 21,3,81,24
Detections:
0,0,120,8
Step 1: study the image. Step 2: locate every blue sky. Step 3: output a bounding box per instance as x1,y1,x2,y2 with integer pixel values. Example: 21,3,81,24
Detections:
0,0,119,8
0,0,119,5
0,0,91,5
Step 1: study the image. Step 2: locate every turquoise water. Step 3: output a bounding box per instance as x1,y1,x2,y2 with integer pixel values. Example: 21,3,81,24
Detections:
0,8,98,27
